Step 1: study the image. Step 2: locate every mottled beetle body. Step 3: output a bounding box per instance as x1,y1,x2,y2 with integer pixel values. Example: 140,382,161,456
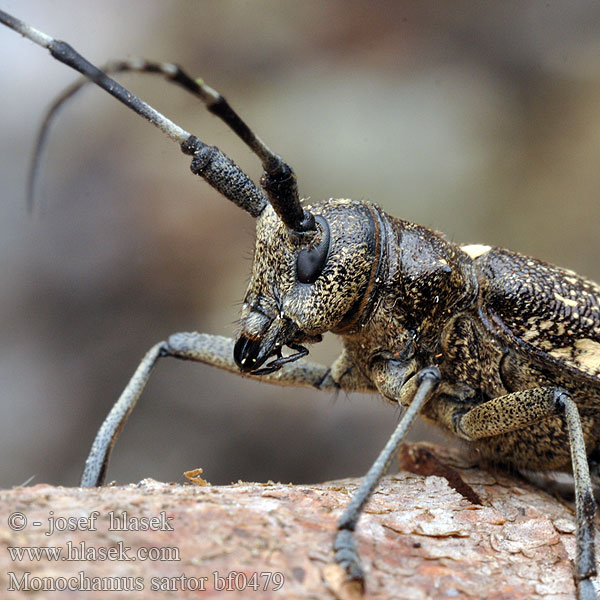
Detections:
245,197,600,473
1,9,598,599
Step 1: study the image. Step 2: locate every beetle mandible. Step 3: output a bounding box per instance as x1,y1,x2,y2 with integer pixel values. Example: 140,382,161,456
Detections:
2,10,599,600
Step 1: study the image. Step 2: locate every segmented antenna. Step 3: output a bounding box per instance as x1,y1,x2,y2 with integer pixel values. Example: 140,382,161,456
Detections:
0,12,190,143
27,59,209,212
28,61,152,212
1,10,314,231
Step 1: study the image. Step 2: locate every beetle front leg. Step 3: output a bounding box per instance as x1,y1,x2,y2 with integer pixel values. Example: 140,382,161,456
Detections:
454,387,597,600
166,332,340,390
334,364,440,589
81,341,165,488
81,332,339,487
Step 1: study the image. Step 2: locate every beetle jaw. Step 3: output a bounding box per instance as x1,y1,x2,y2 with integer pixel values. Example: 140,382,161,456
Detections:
234,313,322,374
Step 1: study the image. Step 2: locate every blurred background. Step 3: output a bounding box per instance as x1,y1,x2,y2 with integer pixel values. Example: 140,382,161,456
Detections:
1,1,600,488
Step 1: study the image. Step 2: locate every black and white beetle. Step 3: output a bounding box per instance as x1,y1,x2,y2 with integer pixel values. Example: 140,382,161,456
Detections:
2,9,599,599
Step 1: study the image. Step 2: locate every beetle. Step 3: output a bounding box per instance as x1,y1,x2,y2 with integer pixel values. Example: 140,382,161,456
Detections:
2,9,599,599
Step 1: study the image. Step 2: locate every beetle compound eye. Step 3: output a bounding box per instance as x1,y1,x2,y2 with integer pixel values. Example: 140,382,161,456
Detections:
296,215,331,284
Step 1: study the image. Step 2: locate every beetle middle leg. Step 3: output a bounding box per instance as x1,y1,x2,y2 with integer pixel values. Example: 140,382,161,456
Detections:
334,364,441,589
453,387,597,600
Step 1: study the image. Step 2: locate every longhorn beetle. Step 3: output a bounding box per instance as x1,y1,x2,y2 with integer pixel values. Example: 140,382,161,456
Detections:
2,10,599,599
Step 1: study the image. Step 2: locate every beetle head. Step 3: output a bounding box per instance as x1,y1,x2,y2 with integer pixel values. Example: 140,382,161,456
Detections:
234,198,382,374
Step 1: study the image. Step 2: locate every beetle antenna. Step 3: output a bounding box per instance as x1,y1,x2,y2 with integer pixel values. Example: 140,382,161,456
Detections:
0,12,190,143
187,76,316,232
28,60,186,213
2,10,314,230
0,10,269,218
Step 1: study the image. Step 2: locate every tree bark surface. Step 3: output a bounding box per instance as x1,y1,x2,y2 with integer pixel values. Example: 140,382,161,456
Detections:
0,443,588,599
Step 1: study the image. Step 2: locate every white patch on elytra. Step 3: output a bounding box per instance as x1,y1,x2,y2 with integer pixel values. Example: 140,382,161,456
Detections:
554,292,578,308
461,244,491,259
522,328,539,342
549,338,600,375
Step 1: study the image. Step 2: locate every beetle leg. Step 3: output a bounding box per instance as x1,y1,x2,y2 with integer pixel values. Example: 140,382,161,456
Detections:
80,341,165,488
81,332,339,487
334,365,440,588
454,387,597,600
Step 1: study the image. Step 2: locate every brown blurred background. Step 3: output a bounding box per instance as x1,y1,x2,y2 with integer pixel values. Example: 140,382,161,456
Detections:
1,1,600,489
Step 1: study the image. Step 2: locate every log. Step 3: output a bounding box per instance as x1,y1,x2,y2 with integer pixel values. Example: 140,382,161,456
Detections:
0,443,587,599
